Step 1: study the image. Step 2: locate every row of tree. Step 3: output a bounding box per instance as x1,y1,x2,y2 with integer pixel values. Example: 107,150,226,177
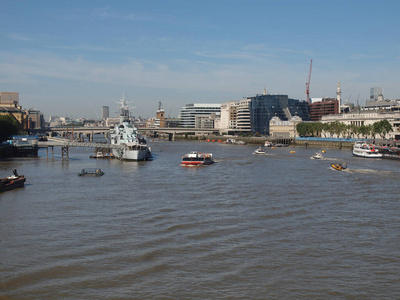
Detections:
296,120,394,139
0,114,19,142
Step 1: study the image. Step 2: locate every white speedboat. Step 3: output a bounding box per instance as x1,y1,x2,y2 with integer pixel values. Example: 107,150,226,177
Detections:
254,147,266,154
109,96,152,161
352,141,382,158
310,152,324,159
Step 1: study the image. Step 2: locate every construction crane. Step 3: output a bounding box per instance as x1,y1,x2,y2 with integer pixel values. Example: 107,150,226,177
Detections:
305,59,313,103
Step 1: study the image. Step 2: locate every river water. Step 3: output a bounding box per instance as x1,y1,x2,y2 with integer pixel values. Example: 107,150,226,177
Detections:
1,140,399,299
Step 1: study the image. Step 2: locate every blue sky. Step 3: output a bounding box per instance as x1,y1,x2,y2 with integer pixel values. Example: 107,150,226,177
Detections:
1,0,399,119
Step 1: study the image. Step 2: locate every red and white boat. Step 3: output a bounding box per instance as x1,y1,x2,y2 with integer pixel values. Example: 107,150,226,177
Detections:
1,169,26,193
181,151,214,166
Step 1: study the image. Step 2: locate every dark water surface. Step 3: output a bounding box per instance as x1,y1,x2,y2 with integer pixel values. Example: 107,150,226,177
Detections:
1,140,400,299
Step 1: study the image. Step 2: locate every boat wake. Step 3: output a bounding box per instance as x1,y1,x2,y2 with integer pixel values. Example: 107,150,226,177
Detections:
347,169,393,175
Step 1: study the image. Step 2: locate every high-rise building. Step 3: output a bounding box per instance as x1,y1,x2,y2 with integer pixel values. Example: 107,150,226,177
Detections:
102,106,109,120
249,94,310,135
236,98,251,131
370,87,383,100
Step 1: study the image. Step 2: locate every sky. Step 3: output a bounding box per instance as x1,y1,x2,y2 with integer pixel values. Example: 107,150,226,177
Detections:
1,0,400,119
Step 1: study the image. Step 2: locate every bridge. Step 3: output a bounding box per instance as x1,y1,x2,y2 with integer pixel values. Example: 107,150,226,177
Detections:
30,126,221,141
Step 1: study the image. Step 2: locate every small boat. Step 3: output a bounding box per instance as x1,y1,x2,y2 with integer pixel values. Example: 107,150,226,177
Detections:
0,169,26,192
181,151,214,166
78,168,105,176
236,140,246,145
90,152,113,159
310,152,324,160
352,141,382,158
254,147,266,154
331,163,347,171
264,141,272,147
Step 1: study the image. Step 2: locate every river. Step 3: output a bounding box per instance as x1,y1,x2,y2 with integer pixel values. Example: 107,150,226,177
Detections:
1,140,399,299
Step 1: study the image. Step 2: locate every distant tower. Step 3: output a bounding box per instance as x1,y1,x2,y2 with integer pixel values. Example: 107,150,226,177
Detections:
102,106,109,120
336,82,341,113
370,87,383,100
156,101,165,128
263,86,267,95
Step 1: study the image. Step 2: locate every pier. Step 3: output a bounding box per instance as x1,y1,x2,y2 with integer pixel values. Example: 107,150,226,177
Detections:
38,137,124,161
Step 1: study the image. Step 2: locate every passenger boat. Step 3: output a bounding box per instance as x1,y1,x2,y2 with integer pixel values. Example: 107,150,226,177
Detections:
310,152,324,160
181,151,214,166
352,141,382,158
109,95,152,161
331,163,347,171
78,168,105,176
0,169,26,192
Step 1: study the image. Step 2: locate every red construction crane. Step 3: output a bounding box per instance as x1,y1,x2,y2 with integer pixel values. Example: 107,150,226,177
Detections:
306,59,313,103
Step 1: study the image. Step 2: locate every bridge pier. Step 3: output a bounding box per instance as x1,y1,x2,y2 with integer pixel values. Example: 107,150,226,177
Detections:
168,132,175,141
61,146,69,161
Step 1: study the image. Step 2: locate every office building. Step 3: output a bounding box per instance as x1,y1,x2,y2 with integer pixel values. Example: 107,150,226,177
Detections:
179,103,221,128
102,106,109,120
249,94,310,135
0,92,19,107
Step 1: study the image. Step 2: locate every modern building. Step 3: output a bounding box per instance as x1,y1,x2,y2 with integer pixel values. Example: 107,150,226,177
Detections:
179,103,221,128
102,106,109,120
309,98,339,121
0,92,19,107
236,98,251,132
249,94,310,135
220,101,239,131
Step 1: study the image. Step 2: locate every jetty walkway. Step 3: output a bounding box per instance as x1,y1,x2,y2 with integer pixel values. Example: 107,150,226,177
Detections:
38,137,122,161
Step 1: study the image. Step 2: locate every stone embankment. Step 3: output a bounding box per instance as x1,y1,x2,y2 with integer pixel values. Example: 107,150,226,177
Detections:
172,134,354,149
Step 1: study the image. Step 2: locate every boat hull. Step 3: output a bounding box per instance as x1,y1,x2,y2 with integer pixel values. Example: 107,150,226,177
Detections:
352,151,383,158
112,148,151,161
0,176,26,192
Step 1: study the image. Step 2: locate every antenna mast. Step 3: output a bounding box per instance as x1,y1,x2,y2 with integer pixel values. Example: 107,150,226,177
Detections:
306,59,313,103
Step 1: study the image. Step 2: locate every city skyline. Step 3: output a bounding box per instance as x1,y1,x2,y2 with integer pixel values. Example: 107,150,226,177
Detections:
1,0,400,119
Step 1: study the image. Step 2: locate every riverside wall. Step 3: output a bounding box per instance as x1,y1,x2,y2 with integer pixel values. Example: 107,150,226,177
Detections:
169,134,354,149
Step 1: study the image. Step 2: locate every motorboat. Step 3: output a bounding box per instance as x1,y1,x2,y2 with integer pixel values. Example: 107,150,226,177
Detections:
0,169,26,192
352,141,382,158
331,163,347,171
181,151,214,166
90,151,113,159
109,95,152,161
310,152,324,159
78,168,105,176
254,147,266,154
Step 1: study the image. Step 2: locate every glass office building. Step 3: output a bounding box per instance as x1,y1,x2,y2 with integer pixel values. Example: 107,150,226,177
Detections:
249,94,310,135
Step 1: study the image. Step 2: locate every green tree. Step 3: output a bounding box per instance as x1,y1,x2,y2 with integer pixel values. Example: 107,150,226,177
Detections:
0,114,18,142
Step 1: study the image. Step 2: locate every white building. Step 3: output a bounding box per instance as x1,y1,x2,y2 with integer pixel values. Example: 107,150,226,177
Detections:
236,98,251,131
179,103,221,128
269,116,302,138
321,111,400,139
220,101,239,130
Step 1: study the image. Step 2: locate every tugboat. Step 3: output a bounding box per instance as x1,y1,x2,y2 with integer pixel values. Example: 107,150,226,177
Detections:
109,95,152,161
181,151,214,166
0,169,26,192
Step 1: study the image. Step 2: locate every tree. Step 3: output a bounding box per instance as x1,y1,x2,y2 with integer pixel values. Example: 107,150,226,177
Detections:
0,114,18,142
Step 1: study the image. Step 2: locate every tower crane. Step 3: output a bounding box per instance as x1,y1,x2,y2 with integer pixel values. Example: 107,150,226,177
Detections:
306,59,313,103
